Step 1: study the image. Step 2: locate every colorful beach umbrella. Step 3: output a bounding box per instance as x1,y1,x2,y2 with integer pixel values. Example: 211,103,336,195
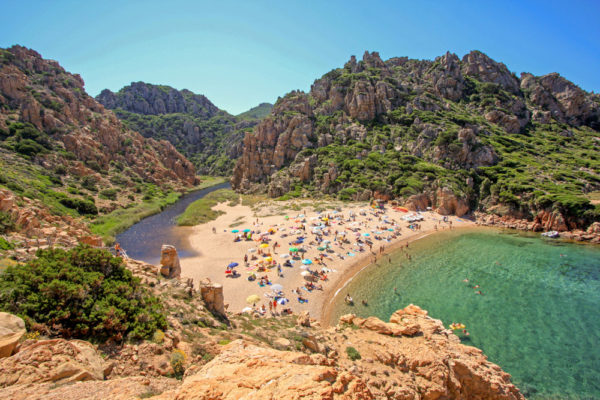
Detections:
317,246,326,251
289,247,299,252
280,254,290,259
300,271,311,276
264,256,273,262
362,233,370,237
259,243,269,248
246,294,260,305
227,262,239,268
243,229,251,233
302,259,313,265
231,229,239,233
277,297,289,305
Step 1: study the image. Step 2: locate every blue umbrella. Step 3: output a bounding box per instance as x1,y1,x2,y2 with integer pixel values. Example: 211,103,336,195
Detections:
231,229,239,233
362,233,370,237
227,262,239,268
302,259,313,265
243,229,251,233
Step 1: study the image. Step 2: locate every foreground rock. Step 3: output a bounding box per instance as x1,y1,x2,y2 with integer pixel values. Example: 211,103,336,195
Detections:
0,339,105,387
152,304,523,400
0,313,26,358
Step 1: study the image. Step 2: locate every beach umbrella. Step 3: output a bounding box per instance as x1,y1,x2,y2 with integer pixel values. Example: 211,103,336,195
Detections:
241,307,253,313
227,262,239,268
277,297,289,305
231,229,239,233
271,283,284,292
322,217,329,221
323,240,331,244
302,259,313,265
284,216,289,220
246,294,260,305
362,233,370,237
317,246,326,251
280,254,290,259
243,229,251,233
298,214,305,218
300,264,310,270
259,243,269,248
264,256,273,262
289,247,299,252
300,271,311,276
248,248,256,253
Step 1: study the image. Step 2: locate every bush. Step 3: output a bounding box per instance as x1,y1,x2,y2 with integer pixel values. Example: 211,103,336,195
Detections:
0,211,15,233
170,349,187,379
99,188,118,200
81,176,98,192
0,245,167,341
346,346,361,361
59,197,98,215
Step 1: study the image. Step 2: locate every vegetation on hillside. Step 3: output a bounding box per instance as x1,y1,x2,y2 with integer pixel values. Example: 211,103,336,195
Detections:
236,102,273,120
176,189,240,226
0,245,167,341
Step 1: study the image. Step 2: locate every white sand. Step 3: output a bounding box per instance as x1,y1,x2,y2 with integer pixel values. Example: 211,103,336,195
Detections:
179,200,474,321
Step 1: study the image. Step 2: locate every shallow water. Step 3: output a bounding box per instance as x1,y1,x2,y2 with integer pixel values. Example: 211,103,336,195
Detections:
329,228,600,399
116,182,230,264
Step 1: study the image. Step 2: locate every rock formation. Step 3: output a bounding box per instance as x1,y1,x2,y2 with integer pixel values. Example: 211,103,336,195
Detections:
199,279,226,317
0,45,196,187
231,49,599,231
0,312,26,358
0,339,105,387
97,82,272,175
159,244,181,279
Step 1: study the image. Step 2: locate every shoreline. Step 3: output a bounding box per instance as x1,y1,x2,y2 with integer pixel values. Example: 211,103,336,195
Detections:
178,200,476,321
319,225,480,326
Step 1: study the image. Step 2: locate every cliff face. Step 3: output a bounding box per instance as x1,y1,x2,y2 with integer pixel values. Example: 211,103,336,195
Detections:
97,82,271,175
0,304,525,400
232,50,600,229
0,46,196,186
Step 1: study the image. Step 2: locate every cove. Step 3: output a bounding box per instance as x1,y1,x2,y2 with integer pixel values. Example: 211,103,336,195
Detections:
328,228,600,400
116,182,230,264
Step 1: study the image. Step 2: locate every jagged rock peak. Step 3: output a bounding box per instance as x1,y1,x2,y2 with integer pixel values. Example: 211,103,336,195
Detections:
97,81,219,118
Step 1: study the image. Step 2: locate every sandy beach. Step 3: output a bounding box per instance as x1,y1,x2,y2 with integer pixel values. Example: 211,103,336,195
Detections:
179,199,475,322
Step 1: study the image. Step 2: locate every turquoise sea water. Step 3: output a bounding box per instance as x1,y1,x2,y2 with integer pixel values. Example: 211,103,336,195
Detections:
329,228,600,399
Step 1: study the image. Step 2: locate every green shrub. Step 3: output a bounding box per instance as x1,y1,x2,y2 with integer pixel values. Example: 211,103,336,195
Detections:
170,349,187,379
81,176,98,192
99,188,118,200
59,197,98,215
0,237,14,250
0,211,15,234
0,245,167,341
346,346,361,361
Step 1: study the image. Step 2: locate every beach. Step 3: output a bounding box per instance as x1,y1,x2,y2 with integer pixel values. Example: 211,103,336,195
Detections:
179,199,475,321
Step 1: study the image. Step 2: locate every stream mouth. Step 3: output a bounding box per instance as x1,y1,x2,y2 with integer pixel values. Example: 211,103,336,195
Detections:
116,182,230,264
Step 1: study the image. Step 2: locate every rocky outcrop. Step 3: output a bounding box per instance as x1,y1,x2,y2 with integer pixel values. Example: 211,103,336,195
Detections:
97,82,219,118
154,339,373,400
403,188,470,217
0,339,105,387
462,50,520,94
199,279,226,317
0,313,26,358
159,244,181,279
0,45,196,187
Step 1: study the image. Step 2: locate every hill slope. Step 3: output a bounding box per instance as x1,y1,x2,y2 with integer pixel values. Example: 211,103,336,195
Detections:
237,102,273,120
232,50,600,230
97,83,270,175
0,45,196,244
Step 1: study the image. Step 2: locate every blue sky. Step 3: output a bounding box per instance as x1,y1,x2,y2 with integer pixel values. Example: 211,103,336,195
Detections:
1,0,599,114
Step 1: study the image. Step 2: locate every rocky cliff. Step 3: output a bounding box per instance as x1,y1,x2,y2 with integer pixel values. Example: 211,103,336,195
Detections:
232,50,600,230
0,46,196,186
0,301,525,400
97,82,271,175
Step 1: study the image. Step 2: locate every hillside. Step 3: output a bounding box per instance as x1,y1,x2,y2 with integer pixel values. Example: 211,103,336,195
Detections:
0,45,196,246
97,83,270,175
236,102,273,120
232,50,600,231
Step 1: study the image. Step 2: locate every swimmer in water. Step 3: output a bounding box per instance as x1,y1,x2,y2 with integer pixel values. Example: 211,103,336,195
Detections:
462,278,469,283
463,329,470,336
475,290,483,295
474,284,480,289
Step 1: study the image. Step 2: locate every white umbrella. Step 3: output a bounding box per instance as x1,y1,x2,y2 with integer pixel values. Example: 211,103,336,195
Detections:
300,264,310,270
300,271,311,276
271,283,284,292
280,254,290,259
241,307,253,313
248,248,256,253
